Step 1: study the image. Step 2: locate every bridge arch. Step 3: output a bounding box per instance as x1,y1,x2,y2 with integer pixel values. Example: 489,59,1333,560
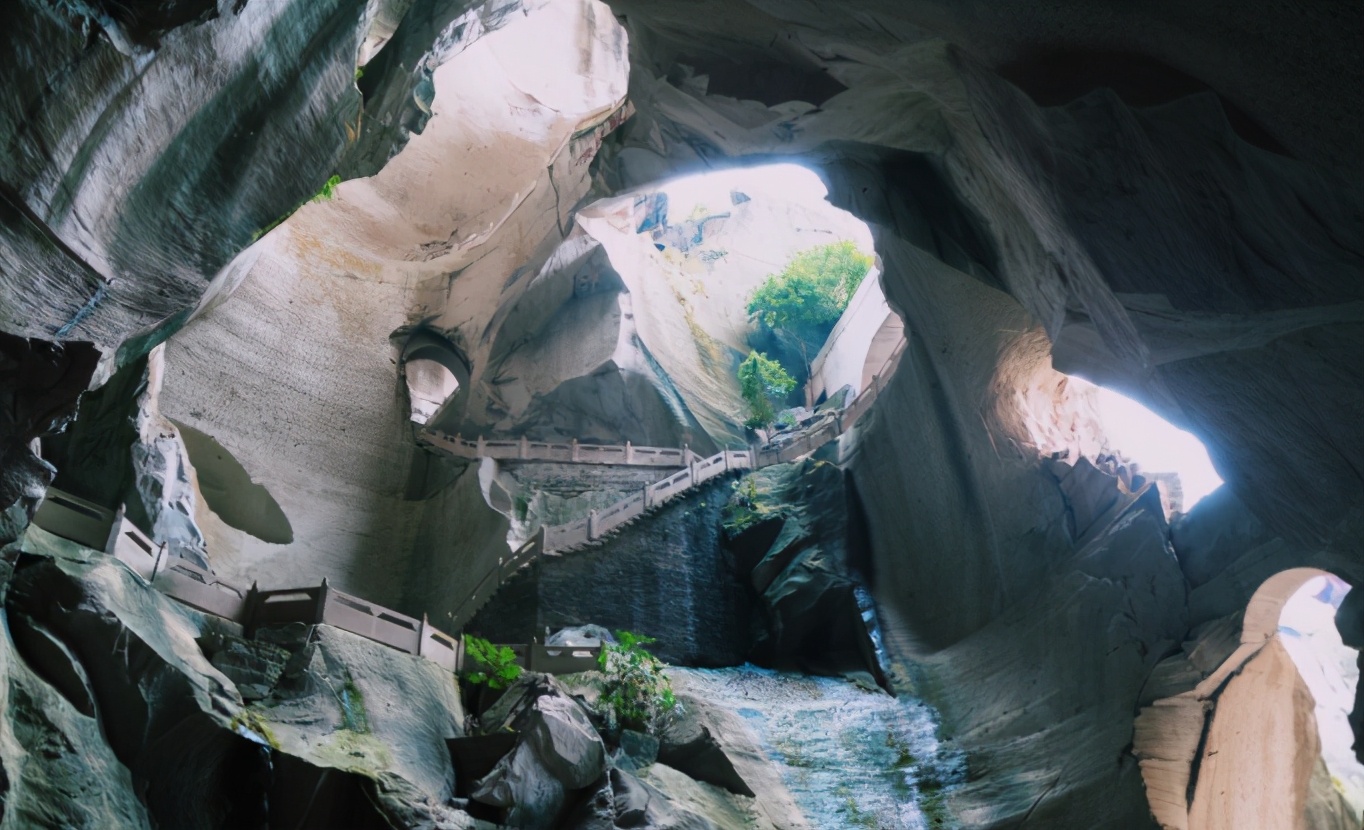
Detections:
1136,567,1363,830
400,330,470,425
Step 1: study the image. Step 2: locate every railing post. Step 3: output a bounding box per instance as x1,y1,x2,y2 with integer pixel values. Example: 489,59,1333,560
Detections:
519,435,529,460
571,438,580,462
476,434,486,456
873,373,882,395
682,443,690,464
419,613,430,659
149,542,166,582
643,484,652,510
452,433,462,453
588,509,599,541
723,451,729,472
316,577,330,624
625,441,634,464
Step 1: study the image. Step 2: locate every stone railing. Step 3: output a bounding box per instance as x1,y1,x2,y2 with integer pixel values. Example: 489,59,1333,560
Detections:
537,449,756,553
419,431,701,468
34,490,470,677
34,333,907,651
449,337,908,627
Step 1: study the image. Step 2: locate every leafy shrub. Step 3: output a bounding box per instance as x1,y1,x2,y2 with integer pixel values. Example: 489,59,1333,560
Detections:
597,630,678,733
738,350,797,429
722,475,772,533
747,240,873,365
465,635,523,690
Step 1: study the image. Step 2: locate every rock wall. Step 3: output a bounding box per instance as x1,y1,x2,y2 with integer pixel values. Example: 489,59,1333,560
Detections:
1186,638,1321,829
470,480,754,665
154,0,631,607
1,0,1360,826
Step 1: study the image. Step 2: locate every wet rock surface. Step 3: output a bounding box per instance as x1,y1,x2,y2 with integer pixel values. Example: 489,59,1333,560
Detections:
722,460,884,680
470,481,753,665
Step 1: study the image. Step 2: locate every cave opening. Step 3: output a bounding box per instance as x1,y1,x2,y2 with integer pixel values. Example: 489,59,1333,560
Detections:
1278,573,1364,822
1163,567,1364,829
1085,382,1223,514
1026,370,1224,517
577,161,896,430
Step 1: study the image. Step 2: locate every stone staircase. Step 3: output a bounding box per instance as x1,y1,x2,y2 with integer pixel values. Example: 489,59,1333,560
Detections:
447,337,907,628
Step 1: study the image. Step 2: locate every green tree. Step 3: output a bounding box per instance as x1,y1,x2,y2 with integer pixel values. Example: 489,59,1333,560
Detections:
746,240,874,367
738,350,797,429
464,635,523,690
597,630,679,733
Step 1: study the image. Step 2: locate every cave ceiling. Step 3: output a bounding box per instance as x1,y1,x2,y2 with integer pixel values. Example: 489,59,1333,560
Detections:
0,0,1360,827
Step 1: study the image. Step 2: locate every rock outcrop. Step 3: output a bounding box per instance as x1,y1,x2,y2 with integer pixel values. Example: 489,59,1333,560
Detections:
1,0,1360,826
2,542,468,828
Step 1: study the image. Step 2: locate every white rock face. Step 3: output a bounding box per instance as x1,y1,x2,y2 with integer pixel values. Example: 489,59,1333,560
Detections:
157,0,631,603
1187,638,1321,830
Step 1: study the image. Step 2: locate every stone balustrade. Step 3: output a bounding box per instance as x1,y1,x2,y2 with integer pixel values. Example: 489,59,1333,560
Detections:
32,335,907,662
449,337,907,627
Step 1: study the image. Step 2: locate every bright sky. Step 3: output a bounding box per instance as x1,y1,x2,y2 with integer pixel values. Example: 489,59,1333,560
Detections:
661,163,827,212
656,164,876,250
1092,386,1223,509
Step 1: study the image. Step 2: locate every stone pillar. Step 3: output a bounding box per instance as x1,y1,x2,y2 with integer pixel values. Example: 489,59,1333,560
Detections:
519,435,529,460
571,438,580,462
316,577,330,624
588,509,599,541
625,441,634,463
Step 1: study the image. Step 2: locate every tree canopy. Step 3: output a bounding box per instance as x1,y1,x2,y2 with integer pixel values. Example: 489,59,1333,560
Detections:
738,350,797,428
746,240,873,363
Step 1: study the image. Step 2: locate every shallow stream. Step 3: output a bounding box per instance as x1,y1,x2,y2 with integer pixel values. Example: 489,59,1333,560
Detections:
671,665,963,829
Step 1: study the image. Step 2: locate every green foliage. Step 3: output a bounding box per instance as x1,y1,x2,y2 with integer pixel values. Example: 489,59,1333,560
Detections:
738,350,796,429
338,674,370,733
354,66,365,81
465,635,524,690
747,240,873,362
313,174,342,202
723,475,772,533
597,630,679,733
252,173,344,240
231,709,280,749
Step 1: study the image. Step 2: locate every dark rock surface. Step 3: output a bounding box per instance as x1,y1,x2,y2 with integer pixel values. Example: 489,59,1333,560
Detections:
0,0,1360,826
471,480,753,665
1,545,470,828
1,0,375,351
0,335,100,544
722,460,884,680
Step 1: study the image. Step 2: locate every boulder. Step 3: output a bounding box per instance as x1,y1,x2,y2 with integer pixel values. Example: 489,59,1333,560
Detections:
472,742,568,828
612,729,660,772
526,694,607,789
202,634,290,700
472,673,607,827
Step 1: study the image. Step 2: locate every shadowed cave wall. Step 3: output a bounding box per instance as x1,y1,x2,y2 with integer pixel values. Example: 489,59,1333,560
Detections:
0,0,1360,827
